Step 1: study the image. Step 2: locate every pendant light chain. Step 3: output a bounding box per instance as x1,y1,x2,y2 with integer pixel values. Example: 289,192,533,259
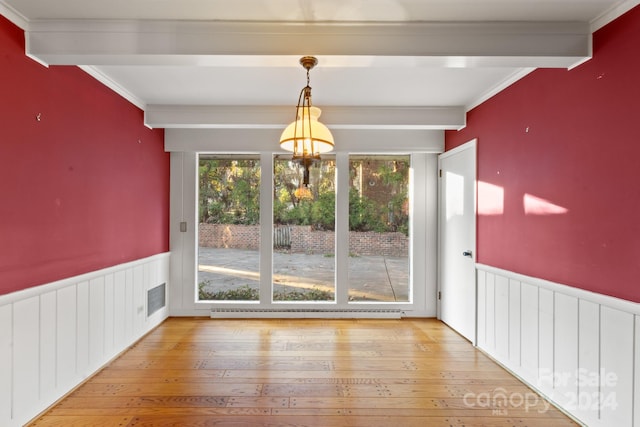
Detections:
305,64,313,157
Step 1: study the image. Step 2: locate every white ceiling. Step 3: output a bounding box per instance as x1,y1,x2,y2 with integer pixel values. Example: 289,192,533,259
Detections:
1,0,637,130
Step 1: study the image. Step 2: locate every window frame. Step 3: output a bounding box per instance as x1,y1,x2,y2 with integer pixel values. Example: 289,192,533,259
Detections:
169,150,437,317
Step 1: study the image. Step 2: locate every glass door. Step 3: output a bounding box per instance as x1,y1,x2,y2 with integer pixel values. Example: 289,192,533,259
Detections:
348,155,410,303
272,156,336,302
197,155,261,302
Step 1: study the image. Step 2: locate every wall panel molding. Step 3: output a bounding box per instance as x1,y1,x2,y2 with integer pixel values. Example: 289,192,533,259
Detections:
476,263,640,427
0,253,170,427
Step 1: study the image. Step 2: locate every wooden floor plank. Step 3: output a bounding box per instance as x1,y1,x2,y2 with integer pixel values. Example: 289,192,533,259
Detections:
26,318,579,427
28,416,133,427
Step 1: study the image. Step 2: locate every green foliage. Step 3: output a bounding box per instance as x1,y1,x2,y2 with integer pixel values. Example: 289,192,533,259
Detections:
273,288,334,301
198,282,333,301
310,191,335,230
199,156,409,235
349,157,409,235
199,284,259,301
199,158,260,225
348,188,387,233
275,199,311,226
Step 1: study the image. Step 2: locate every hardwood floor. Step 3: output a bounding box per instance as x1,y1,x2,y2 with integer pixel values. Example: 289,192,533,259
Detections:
28,318,578,427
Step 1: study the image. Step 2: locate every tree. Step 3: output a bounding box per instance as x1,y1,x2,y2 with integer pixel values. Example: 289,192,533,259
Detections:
273,158,336,227
199,155,408,235
199,158,260,224
349,157,409,235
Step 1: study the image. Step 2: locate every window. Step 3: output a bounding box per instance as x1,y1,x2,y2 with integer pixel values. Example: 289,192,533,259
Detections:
189,151,430,313
273,156,336,302
197,155,260,301
348,155,410,302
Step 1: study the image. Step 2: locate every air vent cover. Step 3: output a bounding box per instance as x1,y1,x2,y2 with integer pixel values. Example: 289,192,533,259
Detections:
147,283,166,317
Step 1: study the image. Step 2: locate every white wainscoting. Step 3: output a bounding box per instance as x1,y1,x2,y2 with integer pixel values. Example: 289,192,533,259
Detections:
0,253,170,427
476,264,640,427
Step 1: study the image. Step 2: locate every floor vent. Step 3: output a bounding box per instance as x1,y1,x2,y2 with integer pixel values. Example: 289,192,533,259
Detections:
147,283,166,317
210,308,403,319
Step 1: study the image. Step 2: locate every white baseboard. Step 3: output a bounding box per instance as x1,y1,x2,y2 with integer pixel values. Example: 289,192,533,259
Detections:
0,253,171,427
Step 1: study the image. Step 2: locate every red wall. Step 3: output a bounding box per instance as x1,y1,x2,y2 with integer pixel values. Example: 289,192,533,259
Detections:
0,16,169,295
445,6,640,302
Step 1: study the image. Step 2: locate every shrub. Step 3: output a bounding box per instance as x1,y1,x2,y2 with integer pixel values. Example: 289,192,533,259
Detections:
199,284,259,301
198,282,334,301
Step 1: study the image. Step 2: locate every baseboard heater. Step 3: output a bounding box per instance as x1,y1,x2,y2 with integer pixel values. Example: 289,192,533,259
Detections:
210,308,403,319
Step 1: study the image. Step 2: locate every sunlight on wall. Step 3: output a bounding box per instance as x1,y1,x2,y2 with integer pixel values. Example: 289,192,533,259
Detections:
475,183,568,216
478,181,504,215
523,193,569,215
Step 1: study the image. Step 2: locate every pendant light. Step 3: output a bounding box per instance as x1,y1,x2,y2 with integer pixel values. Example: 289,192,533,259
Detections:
279,56,334,186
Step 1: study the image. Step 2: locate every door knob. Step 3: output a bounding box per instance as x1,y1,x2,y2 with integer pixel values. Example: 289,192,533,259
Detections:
462,250,473,258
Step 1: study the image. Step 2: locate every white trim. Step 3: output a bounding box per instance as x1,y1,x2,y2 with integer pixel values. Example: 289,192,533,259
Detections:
170,150,435,317
0,252,170,306
258,152,274,305
591,0,640,32
438,137,477,159
335,154,350,306
0,253,170,427
0,3,29,30
465,0,640,111
78,66,146,111
465,68,535,112
477,263,639,315
475,264,639,427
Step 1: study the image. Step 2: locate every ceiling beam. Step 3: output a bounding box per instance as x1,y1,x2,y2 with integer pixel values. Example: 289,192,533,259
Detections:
165,128,444,153
145,105,466,130
26,19,591,68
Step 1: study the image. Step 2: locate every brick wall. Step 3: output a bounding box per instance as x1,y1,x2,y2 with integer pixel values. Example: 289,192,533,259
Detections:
199,224,408,257
348,230,408,257
199,224,260,250
290,226,335,255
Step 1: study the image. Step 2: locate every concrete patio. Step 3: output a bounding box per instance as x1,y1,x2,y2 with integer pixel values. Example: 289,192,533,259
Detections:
198,247,409,302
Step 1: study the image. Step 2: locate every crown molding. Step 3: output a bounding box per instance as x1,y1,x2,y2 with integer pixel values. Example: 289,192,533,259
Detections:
465,68,535,113
590,0,640,32
0,1,28,29
78,66,146,111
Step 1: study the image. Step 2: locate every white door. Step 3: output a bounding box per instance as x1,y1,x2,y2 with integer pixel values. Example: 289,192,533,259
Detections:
438,140,477,342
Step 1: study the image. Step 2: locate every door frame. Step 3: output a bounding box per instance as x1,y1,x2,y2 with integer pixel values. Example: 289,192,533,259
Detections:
437,139,477,343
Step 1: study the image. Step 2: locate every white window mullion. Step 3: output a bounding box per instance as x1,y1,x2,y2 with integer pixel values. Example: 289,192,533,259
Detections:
259,152,274,305
335,153,350,305
184,152,198,308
